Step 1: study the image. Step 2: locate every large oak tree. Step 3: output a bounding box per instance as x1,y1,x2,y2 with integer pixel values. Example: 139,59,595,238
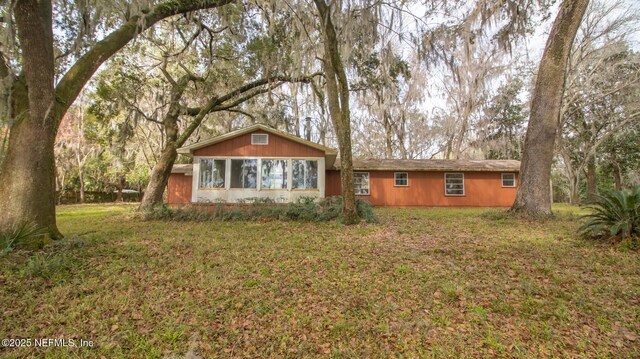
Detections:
0,0,235,238
511,0,590,215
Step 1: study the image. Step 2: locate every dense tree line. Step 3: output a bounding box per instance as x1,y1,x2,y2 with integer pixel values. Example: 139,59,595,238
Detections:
0,0,638,237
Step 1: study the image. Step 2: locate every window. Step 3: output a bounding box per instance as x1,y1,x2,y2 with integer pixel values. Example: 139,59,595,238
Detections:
230,159,257,188
394,172,408,186
354,172,370,195
199,159,225,189
445,173,464,196
251,133,269,145
292,160,318,189
261,159,288,189
502,173,516,187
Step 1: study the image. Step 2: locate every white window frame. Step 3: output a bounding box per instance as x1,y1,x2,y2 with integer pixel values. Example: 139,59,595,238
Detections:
444,172,465,196
251,133,269,145
394,172,409,187
260,158,289,190
354,172,370,196
291,159,320,190
197,157,227,190
502,173,516,188
229,158,259,189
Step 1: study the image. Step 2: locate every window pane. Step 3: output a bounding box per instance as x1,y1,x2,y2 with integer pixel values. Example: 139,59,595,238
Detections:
230,159,257,189
354,172,370,195
292,160,318,189
502,174,515,187
262,160,288,189
445,173,464,195
199,159,225,189
395,172,408,186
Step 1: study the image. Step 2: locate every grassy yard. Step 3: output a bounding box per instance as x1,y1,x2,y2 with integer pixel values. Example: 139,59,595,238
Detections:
1,204,638,358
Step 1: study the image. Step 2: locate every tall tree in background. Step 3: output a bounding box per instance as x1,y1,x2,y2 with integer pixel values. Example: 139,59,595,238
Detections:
313,0,358,224
556,0,639,203
477,76,527,160
0,0,234,238
511,0,589,216
351,45,416,159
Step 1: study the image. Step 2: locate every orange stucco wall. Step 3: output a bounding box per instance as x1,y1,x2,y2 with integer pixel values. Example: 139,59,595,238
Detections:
326,170,517,207
167,173,192,204
193,130,325,158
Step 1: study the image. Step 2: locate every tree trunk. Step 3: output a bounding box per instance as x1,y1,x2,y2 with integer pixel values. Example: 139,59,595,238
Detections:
453,110,470,159
0,0,61,238
612,162,622,190
511,0,589,216
305,117,312,141
314,0,358,224
78,165,85,204
0,118,60,237
383,110,394,159
116,176,125,202
569,176,579,204
585,155,597,201
139,72,190,211
140,144,178,209
397,112,408,159
292,84,301,137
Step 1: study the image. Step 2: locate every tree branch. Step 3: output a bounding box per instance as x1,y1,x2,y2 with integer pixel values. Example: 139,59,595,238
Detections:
225,108,255,122
175,73,320,146
184,73,322,115
54,0,236,126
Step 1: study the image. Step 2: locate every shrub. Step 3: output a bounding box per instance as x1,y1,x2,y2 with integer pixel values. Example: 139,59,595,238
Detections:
141,196,377,223
355,198,377,223
578,186,640,242
142,204,174,221
0,222,48,255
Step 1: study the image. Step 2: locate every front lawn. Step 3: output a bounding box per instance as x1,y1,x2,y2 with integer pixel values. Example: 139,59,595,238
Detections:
1,204,638,357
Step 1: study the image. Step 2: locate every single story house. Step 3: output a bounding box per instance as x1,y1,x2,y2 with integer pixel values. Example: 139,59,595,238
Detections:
168,124,520,207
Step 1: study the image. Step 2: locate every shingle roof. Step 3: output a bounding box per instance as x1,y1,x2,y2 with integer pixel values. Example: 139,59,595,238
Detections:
331,159,520,172
172,158,520,173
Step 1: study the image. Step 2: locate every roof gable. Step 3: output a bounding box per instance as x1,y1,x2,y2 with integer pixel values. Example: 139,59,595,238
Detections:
178,124,336,156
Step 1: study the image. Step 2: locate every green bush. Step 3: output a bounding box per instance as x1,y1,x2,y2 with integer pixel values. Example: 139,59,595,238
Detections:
0,222,48,255
142,196,377,223
578,186,640,242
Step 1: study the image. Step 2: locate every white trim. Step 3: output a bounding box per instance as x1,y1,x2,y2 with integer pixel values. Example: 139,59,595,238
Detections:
225,158,231,190
287,159,293,191
394,172,409,187
354,171,371,196
251,133,269,145
501,173,516,188
444,172,465,196
257,159,262,190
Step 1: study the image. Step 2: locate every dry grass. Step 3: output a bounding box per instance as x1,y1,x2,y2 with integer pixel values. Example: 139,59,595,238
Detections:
0,204,638,358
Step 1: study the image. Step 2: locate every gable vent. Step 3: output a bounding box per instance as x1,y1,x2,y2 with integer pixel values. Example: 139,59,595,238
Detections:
251,133,269,145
